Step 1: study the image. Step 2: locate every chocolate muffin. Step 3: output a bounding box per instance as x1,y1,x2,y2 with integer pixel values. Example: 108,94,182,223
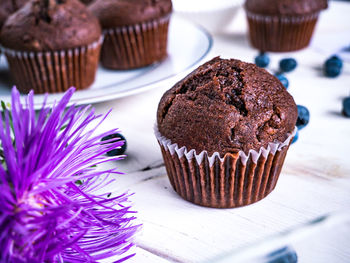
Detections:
155,57,297,208
245,0,328,52
89,0,172,69
0,0,102,93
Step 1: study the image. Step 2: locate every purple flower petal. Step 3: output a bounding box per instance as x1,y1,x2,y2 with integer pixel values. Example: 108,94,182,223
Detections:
0,88,140,262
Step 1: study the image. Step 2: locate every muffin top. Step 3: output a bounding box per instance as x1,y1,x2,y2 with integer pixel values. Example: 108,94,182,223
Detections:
0,0,28,29
245,0,328,16
157,57,297,155
89,0,172,28
0,0,101,52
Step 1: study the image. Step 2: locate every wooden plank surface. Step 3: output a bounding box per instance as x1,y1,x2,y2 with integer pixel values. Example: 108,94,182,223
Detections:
94,2,350,262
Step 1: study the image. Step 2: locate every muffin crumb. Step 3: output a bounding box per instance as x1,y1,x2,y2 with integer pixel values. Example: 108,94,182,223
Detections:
157,57,297,155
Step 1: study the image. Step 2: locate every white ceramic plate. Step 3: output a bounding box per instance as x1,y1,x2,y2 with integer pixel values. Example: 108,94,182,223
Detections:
0,15,212,109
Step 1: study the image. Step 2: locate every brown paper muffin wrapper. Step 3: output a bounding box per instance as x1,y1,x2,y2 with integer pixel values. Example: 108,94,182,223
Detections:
1,38,102,94
101,15,170,70
246,11,319,52
155,126,296,208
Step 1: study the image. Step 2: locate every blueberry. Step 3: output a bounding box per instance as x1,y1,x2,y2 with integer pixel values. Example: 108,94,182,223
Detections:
324,65,341,78
275,74,289,88
342,97,350,117
267,246,298,263
324,55,343,78
292,130,299,144
325,55,343,69
296,105,310,130
101,133,127,156
279,58,297,73
255,53,270,68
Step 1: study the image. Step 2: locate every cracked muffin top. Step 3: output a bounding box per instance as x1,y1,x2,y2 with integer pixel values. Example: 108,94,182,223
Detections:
157,57,297,155
0,0,101,52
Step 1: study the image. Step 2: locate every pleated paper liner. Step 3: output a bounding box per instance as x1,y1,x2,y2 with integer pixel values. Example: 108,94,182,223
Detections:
246,11,319,52
101,15,170,70
1,37,102,94
155,126,296,208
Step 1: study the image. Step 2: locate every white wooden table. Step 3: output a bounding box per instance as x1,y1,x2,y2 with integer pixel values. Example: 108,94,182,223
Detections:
94,2,350,262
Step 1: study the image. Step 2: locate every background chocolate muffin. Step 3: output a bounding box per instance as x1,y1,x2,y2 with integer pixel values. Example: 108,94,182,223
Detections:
245,0,328,52
0,0,102,93
0,0,28,29
89,0,172,69
156,57,297,208
1,0,101,51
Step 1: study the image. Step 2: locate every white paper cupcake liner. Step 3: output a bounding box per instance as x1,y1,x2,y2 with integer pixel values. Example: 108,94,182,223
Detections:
155,125,296,208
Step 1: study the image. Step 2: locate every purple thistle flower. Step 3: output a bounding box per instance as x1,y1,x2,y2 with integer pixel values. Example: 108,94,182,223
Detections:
0,87,140,262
